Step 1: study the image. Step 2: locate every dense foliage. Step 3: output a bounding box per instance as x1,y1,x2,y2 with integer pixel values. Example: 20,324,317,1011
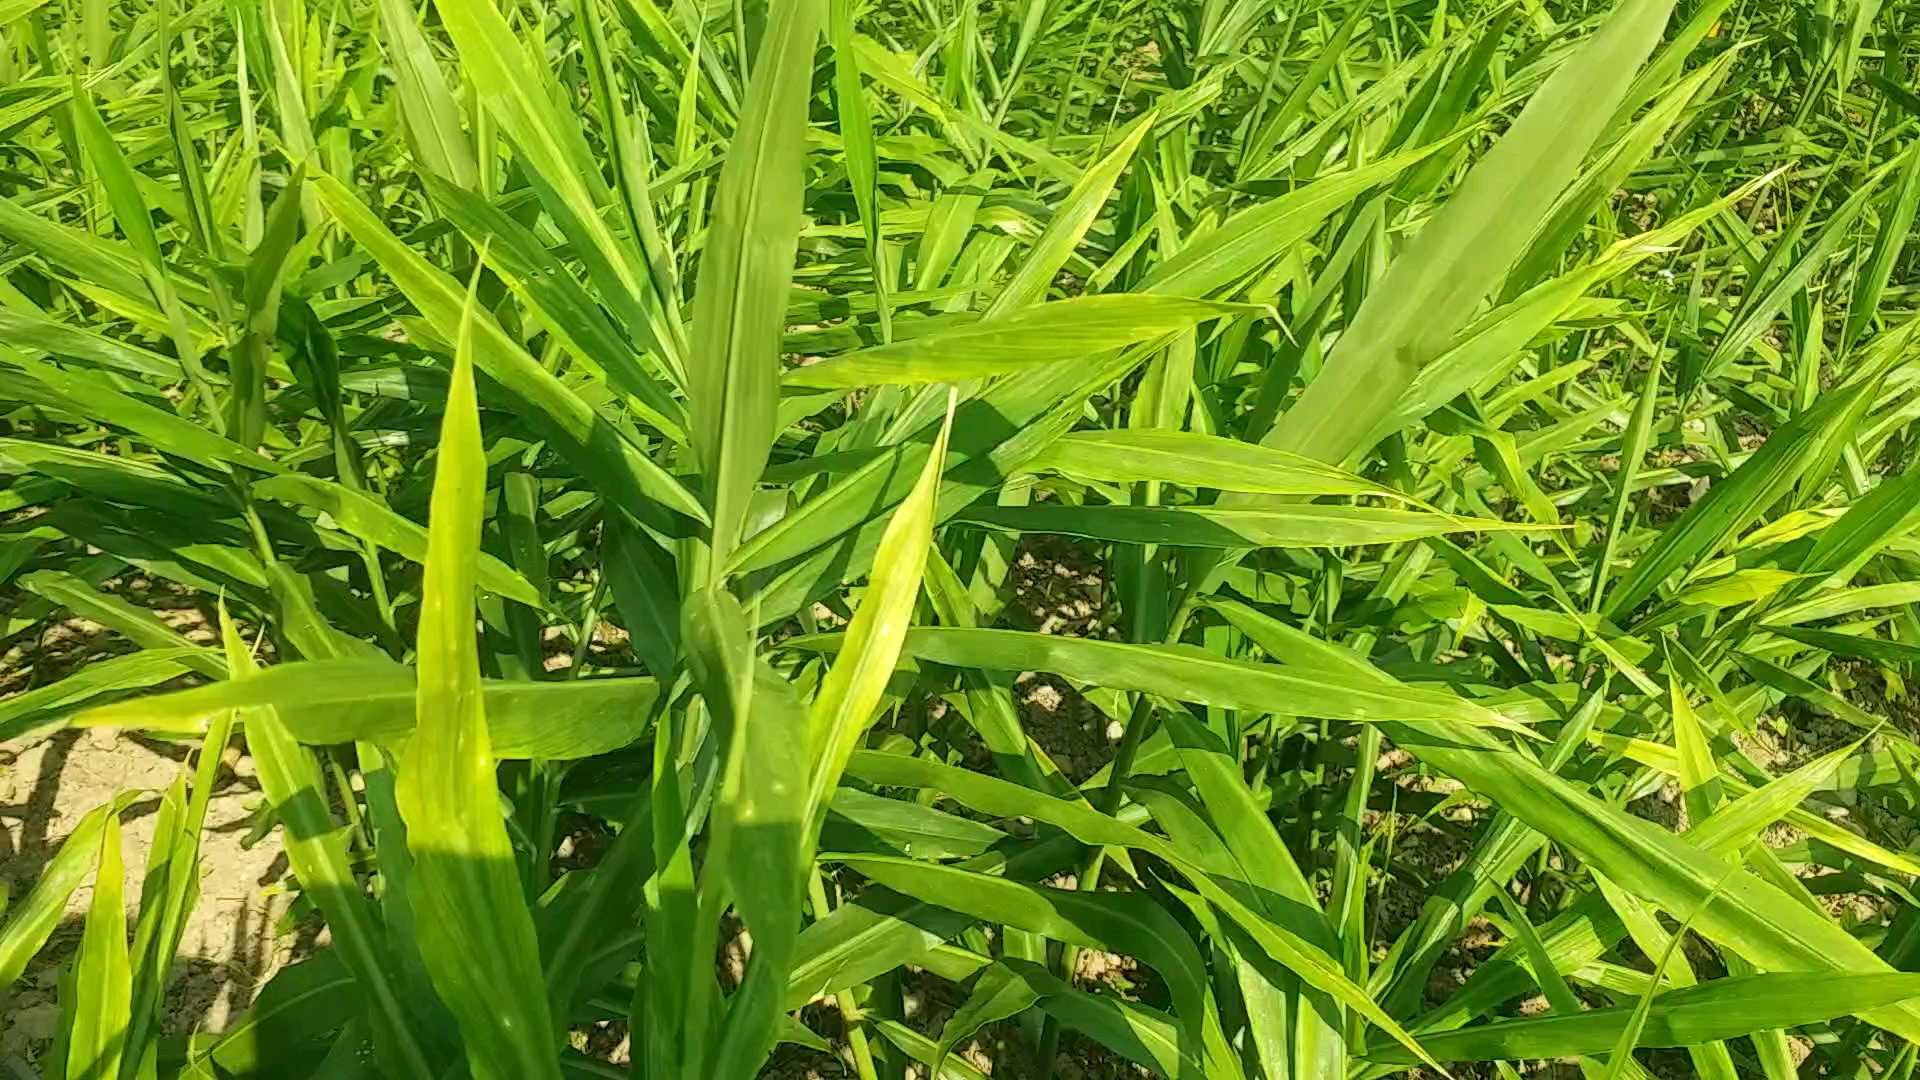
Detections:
2,0,1920,1076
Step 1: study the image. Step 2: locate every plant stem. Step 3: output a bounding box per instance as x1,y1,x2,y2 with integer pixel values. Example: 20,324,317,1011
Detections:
808,867,882,1080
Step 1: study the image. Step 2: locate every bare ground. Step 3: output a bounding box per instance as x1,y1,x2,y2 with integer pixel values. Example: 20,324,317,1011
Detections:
0,727,297,1067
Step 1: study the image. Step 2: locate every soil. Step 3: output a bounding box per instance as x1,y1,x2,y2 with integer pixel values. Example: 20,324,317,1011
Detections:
0,730,298,1067
1007,535,1126,785
1,591,300,1070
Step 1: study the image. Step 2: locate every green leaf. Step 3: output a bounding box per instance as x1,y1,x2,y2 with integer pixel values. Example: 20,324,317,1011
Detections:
988,119,1153,314
824,626,1529,734
0,195,152,308
66,808,130,1080
0,649,203,745
1369,972,1920,1064
602,514,682,679
1706,152,1907,376
309,171,705,534
66,77,214,410
682,590,808,1079
215,610,435,1079
786,819,1119,1007
0,309,179,379
206,955,361,1075
997,957,1204,1077
687,0,826,578
253,473,543,607
1590,348,1667,610
1603,381,1877,620
841,750,1445,1071
954,504,1542,549
806,392,956,820
732,352,1133,586
375,0,477,188
0,439,228,516
1138,142,1451,299
830,0,889,338
74,659,657,759
1844,144,1920,349
0,357,277,473
427,0,666,371
836,854,1224,1074
393,268,559,1080
229,163,304,451
1794,459,1920,588
1508,54,1730,295
422,174,686,439
784,296,1259,389
870,1020,993,1080
1029,429,1408,499
1767,625,1920,666
0,796,135,986
824,786,1009,858
1376,715,1920,1042
0,0,54,26
1255,0,1686,465
1669,569,1802,610
933,963,1041,1072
